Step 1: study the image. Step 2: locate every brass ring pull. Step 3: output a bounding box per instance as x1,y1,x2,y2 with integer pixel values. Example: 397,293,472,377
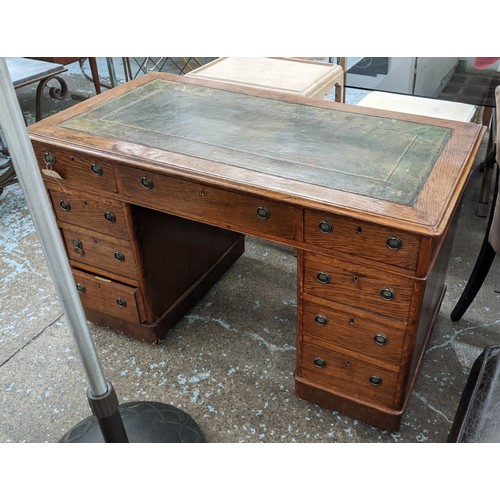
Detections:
380,288,395,300
59,200,71,211
91,163,103,176
374,334,388,346
114,251,125,262
316,272,330,284
315,314,328,326
72,239,84,256
318,220,333,234
386,236,402,250
314,357,327,368
256,206,270,220
104,211,116,223
43,151,55,165
141,176,154,189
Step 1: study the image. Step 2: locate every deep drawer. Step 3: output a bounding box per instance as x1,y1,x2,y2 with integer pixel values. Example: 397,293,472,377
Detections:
303,253,416,322
60,226,138,280
302,299,406,368
33,142,118,193
49,188,129,239
304,209,421,271
73,269,141,324
115,167,298,243
298,342,399,408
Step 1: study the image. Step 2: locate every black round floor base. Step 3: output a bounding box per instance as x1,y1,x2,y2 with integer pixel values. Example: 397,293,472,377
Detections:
59,401,205,443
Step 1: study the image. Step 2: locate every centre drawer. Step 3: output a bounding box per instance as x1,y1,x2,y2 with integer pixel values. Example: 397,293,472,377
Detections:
115,167,298,243
303,253,417,321
298,342,399,408
60,226,138,280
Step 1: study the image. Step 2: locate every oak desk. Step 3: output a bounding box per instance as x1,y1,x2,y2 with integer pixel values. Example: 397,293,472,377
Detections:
28,73,484,430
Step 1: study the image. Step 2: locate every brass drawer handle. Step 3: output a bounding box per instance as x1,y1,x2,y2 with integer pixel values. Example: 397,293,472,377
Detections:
104,211,116,223
91,163,103,176
380,288,395,300
369,375,382,386
141,176,154,189
315,314,328,326
386,236,402,250
43,151,56,165
316,272,330,284
318,220,333,234
256,206,270,220
76,283,86,293
314,357,327,368
59,200,71,211
374,334,388,346
116,298,127,308
114,251,125,262
72,239,84,256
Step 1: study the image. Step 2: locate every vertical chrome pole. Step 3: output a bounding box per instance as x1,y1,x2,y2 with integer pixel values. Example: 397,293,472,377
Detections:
0,58,108,396
0,58,129,441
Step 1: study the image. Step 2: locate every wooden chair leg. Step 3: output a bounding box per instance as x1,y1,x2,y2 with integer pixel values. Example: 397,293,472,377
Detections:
451,167,499,321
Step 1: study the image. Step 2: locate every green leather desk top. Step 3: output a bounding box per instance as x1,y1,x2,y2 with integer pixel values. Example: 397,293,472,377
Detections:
62,79,451,206
30,73,484,235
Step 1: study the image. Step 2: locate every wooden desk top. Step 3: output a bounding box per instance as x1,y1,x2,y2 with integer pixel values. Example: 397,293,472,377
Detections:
29,72,485,236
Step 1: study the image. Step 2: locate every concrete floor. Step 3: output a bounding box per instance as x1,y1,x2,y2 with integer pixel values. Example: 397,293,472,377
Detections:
1,58,499,445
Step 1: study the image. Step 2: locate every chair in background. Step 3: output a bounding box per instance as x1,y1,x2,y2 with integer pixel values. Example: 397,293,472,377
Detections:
450,85,499,321
26,57,102,95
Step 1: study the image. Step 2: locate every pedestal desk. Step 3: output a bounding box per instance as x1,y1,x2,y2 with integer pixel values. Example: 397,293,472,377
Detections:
28,73,484,430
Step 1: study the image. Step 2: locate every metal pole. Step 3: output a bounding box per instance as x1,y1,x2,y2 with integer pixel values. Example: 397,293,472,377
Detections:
0,58,128,426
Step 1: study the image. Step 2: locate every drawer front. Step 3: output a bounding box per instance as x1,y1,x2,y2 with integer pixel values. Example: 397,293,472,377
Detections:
302,300,406,367
73,269,141,323
33,143,118,193
304,210,420,271
303,253,415,321
116,167,298,242
61,227,138,280
49,189,129,239
299,342,399,407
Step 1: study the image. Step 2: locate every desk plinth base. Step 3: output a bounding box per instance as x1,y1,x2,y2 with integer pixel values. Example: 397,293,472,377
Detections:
295,377,405,431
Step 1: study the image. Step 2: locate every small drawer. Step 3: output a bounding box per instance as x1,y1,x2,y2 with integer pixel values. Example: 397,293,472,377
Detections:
298,342,399,407
303,253,416,321
73,269,141,324
115,167,298,243
33,142,118,193
302,300,406,368
304,210,421,271
60,227,138,280
49,189,129,239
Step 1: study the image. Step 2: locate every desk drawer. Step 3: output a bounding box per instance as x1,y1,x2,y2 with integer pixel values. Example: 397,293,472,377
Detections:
73,269,141,324
298,342,399,407
33,143,118,193
61,227,138,280
116,167,298,243
49,188,129,239
302,300,406,368
304,210,420,271
303,253,415,321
